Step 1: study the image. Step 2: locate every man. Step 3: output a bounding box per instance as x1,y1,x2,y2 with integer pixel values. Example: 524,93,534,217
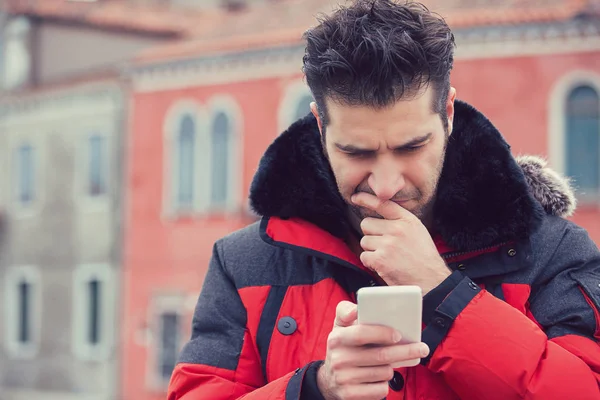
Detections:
168,1,600,399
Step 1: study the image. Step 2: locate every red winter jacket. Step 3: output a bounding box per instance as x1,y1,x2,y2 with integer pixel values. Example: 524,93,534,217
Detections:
168,101,600,400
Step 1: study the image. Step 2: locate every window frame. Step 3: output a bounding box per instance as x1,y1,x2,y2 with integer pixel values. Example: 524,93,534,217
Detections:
206,95,243,213
72,263,115,361
9,134,43,219
162,100,210,218
146,294,186,391
4,265,41,359
278,80,314,134
549,70,600,204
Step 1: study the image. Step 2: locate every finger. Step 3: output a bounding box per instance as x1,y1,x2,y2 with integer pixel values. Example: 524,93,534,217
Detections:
352,192,413,221
335,383,390,400
333,365,394,385
359,235,382,251
334,301,358,328
360,250,381,271
360,217,392,235
330,324,401,348
342,342,430,368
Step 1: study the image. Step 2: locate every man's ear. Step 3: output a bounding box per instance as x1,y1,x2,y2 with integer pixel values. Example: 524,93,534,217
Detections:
310,102,324,137
447,87,456,136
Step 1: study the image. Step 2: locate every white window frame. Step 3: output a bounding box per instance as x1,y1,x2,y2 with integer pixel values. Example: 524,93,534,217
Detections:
278,79,314,134
206,95,243,213
146,294,186,391
9,133,44,219
162,100,210,218
2,16,31,90
72,263,115,361
4,265,41,359
75,129,112,212
548,70,600,203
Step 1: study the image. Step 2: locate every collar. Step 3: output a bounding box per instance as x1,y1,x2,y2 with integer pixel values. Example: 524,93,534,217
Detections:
250,100,551,252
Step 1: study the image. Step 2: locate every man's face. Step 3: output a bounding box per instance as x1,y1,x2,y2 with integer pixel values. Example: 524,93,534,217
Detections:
312,85,455,230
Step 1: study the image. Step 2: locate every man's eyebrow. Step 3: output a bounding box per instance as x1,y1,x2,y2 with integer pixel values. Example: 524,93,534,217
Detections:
334,143,376,153
392,133,433,150
334,133,433,153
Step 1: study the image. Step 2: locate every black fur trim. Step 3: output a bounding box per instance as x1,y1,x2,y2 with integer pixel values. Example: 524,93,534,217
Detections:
249,101,545,251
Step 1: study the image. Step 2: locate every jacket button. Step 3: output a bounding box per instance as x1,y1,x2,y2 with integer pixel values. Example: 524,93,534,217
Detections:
277,316,297,335
434,317,446,328
469,281,479,291
389,371,405,391
457,264,466,271
507,248,517,257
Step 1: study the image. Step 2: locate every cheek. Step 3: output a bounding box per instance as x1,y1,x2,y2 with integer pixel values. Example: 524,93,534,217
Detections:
408,147,444,191
328,156,367,195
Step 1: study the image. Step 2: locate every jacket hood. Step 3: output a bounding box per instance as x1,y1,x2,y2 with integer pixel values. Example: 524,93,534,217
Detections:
249,100,576,251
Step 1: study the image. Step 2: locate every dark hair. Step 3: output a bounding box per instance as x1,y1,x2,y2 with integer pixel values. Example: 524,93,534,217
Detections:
302,0,455,132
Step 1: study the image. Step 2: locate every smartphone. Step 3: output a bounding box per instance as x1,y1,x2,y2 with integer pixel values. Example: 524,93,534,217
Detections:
356,285,423,367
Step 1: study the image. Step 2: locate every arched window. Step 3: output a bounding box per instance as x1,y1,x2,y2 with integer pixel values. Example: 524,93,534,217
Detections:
177,114,196,209
278,81,314,133
210,111,231,207
292,94,314,122
565,85,600,195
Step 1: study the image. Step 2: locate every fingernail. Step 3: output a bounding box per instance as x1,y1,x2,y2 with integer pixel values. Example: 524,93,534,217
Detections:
393,331,402,343
420,344,430,357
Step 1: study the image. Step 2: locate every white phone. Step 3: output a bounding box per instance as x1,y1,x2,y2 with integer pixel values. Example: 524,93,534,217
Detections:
357,285,423,368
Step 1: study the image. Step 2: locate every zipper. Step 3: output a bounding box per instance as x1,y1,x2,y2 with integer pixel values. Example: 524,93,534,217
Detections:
441,241,511,261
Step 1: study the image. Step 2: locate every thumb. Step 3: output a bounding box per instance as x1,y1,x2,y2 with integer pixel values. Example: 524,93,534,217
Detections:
334,301,358,328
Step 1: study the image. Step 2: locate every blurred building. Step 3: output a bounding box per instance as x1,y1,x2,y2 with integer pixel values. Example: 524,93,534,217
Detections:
0,1,198,399
0,0,599,400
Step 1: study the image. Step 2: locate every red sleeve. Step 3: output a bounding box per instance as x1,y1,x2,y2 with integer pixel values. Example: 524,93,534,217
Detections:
168,362,313,400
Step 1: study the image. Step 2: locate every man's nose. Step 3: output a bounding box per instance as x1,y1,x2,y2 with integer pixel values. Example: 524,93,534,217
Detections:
367,160,405,201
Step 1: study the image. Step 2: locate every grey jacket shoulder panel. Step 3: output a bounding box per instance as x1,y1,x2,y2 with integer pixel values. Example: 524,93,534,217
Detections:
216,220,337,289
215,221,281,289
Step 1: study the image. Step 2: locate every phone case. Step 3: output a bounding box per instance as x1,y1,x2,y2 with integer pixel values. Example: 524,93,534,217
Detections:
356,285,423,367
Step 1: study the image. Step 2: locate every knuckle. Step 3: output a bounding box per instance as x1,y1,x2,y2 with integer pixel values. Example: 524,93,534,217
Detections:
374,382,390,398
383,366,395,381
333,371,345,386
329,353,345,370
375,347,390,364
359,236,368,248
327,331,340,349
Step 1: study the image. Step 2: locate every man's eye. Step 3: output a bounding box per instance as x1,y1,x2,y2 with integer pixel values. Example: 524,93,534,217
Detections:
403,144,425,153
346,151,372,158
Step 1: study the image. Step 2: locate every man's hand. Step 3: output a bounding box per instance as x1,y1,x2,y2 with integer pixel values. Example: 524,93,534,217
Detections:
351,193,451,295
317,301,430,400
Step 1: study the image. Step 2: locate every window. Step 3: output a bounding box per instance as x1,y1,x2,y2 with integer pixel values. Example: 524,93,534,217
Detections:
73,264,114,361
4,265,40,358
158,312,180,382
177,114,196,209
292,94,314,122
565,85,600,196
13,143,34,205
89,135,107,197
163,100,210,217
205,95,242,213
3,16,31,90
148,294,186,389
210,112,231,207
278,80,314,133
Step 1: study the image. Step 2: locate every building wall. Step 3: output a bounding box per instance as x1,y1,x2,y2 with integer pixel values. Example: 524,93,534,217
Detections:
0,84,124,400
37,22,167,84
